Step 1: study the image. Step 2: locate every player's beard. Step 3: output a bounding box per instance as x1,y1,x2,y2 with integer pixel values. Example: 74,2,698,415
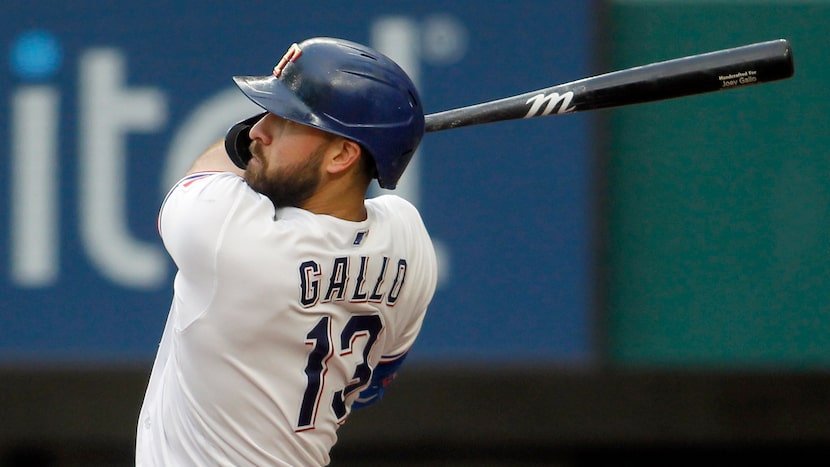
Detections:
244,141,326,208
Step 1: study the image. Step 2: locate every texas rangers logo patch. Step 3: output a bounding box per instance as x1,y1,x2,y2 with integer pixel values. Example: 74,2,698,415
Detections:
273,43,302,77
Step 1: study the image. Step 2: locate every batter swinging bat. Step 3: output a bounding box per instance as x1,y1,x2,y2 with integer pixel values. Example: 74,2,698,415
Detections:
424,39,794,132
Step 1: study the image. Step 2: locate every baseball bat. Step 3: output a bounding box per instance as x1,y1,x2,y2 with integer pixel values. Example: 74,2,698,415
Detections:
424,39,794,132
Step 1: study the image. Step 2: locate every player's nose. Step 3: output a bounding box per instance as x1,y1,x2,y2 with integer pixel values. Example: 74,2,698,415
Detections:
248,113,273,144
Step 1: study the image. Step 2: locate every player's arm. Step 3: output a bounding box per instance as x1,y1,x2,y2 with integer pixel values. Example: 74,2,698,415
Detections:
352,353,408,409
185,139,245,177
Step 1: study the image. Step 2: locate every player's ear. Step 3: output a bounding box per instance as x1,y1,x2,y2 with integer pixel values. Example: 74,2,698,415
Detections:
326,138,363,176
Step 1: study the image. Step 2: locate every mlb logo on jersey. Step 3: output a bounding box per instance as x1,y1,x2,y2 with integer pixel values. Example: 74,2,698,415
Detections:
353,230,368,246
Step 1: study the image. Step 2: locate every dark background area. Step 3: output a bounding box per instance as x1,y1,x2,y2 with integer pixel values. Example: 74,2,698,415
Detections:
2,367,829,466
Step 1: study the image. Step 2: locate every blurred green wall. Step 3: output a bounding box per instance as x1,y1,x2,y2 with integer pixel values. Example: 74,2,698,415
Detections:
605,0,830,367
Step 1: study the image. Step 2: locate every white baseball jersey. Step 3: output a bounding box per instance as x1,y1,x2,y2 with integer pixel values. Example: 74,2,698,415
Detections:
136,172,437,466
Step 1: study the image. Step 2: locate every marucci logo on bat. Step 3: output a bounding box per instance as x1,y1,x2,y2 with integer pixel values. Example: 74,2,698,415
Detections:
523,91,575,118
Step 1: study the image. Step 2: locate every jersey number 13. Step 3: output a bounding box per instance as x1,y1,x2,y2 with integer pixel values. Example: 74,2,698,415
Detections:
296,314,382,431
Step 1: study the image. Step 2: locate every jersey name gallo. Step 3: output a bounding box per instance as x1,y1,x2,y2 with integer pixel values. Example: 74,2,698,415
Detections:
298,256,407,308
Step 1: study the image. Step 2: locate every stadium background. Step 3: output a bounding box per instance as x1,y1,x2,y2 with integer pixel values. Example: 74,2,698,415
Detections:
1,0,828,465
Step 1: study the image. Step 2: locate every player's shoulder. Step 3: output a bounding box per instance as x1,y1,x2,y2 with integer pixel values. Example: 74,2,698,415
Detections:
163,171,251,206
160,171,262,223
171,171,245,194
367,195,423,222
367,194,418,213
367,195,431,236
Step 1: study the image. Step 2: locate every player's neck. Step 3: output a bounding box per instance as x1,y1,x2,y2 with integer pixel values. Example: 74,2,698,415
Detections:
300,182,368,222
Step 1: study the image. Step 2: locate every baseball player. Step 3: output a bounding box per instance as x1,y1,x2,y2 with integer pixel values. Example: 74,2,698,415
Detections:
136,37,438,466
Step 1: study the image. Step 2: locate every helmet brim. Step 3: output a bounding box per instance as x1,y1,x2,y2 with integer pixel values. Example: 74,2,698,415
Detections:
232,75,322,129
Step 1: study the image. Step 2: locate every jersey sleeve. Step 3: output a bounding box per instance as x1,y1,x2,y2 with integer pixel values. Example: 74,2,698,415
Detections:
159,172,247,270
375,196,439,361
157,171,269,328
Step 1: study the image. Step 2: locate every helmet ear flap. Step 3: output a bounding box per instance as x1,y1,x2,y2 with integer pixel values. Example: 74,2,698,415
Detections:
225,112,267,169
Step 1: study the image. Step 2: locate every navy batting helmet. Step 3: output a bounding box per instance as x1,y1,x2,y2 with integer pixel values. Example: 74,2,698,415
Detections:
225,37,425,189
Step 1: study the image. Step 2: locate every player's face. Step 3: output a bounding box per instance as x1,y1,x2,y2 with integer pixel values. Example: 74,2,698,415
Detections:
244,114,334,208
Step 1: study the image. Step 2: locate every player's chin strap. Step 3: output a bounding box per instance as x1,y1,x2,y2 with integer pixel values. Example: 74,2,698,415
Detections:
225,112,267,169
